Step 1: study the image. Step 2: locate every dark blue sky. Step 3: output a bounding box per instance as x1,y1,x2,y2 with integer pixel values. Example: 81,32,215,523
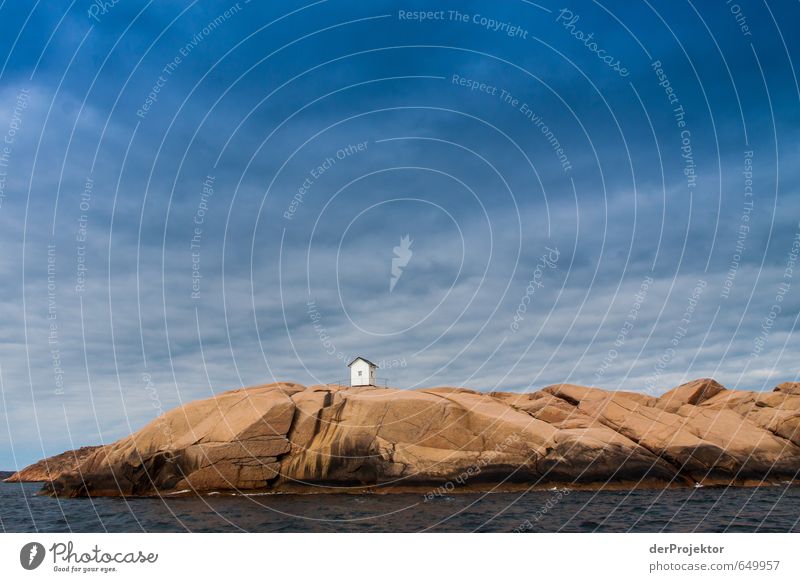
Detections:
0,0,798,468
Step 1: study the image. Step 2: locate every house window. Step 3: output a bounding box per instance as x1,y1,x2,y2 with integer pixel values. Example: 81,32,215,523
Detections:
358,371,362,376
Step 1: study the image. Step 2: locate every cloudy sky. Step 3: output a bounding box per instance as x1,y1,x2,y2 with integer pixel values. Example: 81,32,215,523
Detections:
0,0,798,468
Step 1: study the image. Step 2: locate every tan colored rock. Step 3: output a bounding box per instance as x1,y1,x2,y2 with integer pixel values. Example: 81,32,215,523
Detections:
4,446,103,483
176,460,281,491
183,438,290,467
45,383,302,496
285,387,335,450
656,378,726,412
774,382,800,396
41,378,800,497
542,383,609,404
699,388,800,448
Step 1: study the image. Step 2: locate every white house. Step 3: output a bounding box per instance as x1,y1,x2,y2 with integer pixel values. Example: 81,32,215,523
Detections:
348,356,377,387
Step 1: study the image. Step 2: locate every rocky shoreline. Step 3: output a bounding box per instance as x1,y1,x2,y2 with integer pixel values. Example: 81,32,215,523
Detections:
8,379,800,497
3,446,102,483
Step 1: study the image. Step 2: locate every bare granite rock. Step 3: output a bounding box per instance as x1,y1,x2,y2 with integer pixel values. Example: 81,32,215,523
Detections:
4,446,103,483
38,379,800,497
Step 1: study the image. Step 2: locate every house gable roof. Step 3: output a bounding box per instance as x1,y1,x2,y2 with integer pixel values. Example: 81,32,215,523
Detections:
347,356,378,368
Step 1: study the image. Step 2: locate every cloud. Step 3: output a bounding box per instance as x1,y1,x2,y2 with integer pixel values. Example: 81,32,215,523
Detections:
1,1,799,468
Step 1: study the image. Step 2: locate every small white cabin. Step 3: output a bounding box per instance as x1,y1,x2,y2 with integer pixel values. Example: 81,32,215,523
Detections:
348,356,377,387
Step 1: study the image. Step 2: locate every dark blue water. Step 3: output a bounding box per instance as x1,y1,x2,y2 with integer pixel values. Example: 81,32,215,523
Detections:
1,482,798,532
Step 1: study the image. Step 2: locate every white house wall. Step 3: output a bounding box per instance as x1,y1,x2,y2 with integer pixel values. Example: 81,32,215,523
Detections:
350,360,374,386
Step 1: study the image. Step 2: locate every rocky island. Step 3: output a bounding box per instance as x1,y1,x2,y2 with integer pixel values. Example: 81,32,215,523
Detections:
6,378,800,497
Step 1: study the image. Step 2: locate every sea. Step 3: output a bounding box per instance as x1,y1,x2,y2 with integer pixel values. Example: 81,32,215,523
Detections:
1,482,798,533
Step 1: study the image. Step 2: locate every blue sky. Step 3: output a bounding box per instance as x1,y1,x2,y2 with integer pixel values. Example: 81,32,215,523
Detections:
0,0,798,468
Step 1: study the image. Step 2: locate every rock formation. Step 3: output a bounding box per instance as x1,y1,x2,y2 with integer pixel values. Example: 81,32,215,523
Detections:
27,379,800,497
4,446,103,483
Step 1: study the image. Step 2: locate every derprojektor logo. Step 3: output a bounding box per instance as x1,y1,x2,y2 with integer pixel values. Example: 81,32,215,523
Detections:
19,542,46,570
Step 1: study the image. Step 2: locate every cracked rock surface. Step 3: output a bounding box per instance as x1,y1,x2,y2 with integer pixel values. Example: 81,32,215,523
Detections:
23,379,800,497
3,446,103,483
